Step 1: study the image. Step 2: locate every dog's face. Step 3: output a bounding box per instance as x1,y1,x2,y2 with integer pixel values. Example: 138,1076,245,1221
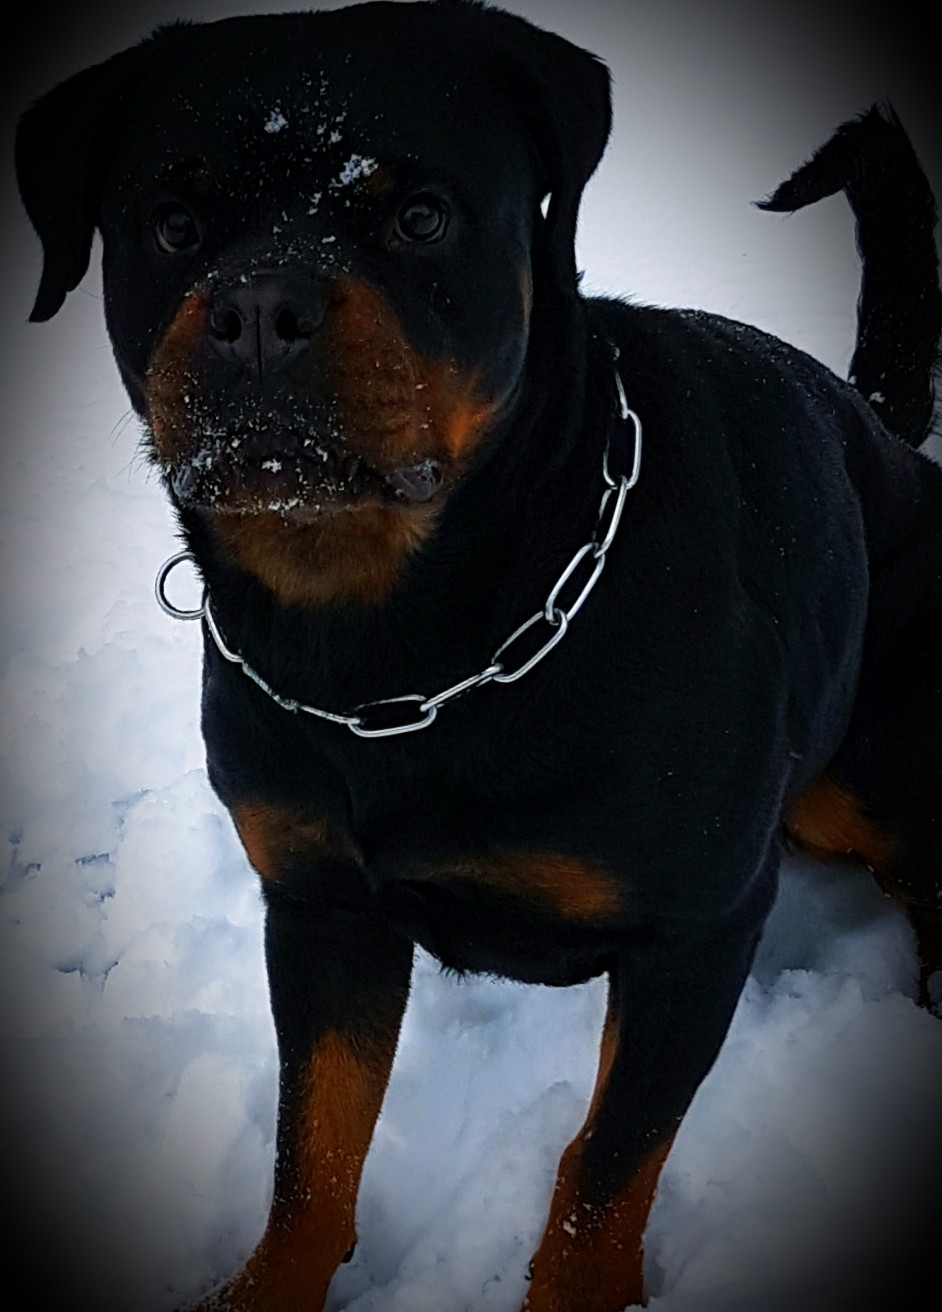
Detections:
17,2,611,602
105,21,543,523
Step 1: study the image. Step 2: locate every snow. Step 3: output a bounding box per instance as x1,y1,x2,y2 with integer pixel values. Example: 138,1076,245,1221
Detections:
264,108,289,134
338,155,380,186
3,3,941,1310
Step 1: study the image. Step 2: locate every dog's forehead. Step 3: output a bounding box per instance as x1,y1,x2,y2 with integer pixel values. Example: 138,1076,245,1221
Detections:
112,12,535,196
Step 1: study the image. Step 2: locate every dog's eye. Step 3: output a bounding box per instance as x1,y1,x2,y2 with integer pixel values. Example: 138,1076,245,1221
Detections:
393,195,449,244
152,205,200,254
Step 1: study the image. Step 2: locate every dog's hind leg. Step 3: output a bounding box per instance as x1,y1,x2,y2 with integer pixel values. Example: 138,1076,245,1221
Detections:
787,541,942,1009
839,595,942,1008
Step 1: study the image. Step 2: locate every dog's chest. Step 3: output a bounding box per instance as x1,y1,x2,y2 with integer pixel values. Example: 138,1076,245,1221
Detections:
229,743,626,984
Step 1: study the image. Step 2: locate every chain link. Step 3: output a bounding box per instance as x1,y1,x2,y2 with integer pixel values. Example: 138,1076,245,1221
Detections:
156,380,641,738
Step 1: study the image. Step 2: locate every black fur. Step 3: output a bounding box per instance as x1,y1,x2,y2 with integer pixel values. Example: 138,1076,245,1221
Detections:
15,5,942,1310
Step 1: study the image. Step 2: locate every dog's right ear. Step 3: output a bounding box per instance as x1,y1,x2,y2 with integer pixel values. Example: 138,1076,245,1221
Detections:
15,43,150,323
455,2,612,299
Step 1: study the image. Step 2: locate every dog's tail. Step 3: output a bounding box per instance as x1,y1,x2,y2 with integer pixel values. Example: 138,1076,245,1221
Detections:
758,104,941,449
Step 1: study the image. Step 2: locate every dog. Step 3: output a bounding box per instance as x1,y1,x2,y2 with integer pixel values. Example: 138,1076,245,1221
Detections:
15,2,942,1309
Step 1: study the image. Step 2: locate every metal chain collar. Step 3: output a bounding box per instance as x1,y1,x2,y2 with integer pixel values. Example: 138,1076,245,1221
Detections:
156,370,641,739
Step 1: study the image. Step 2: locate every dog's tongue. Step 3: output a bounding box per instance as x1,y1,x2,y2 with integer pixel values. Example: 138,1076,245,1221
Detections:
386,460,443,503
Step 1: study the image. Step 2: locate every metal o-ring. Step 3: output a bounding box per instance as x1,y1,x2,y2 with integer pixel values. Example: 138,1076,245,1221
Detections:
155,550,205,620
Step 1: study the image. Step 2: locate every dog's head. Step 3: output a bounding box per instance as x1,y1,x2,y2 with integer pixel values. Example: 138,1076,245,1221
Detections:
16,0,610,605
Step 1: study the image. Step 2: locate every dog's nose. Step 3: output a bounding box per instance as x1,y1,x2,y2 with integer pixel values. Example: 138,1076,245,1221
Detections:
207,272,328,374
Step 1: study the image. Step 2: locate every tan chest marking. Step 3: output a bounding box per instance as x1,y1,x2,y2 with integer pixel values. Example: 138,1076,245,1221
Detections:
230,800,356,884
413,849,623,924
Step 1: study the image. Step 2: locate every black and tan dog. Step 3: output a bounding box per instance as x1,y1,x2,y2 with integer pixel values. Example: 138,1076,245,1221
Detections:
15,2,942,1309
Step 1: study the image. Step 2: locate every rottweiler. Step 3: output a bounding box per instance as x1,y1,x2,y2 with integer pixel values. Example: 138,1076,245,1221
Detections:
15,2,942,1309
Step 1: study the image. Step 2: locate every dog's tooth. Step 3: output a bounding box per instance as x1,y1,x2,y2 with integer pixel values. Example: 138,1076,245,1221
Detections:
385,460,442,503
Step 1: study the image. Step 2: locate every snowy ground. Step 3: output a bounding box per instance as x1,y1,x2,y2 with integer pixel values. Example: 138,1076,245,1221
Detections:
3,3,942,1311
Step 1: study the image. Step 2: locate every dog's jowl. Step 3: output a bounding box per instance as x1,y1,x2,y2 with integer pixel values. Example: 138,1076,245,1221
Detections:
15,2,942,1309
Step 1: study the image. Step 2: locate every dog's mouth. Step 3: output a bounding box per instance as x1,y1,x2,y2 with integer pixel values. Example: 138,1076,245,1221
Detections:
162,423,444,519
145,275,495,525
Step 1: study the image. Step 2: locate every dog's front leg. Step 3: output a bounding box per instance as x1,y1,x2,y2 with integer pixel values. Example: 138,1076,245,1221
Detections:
522,909,765,1312
195,878,413,1312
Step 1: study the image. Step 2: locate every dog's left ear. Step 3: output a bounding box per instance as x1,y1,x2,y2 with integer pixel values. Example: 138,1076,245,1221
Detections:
454,1,612,295
15,42,153,323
